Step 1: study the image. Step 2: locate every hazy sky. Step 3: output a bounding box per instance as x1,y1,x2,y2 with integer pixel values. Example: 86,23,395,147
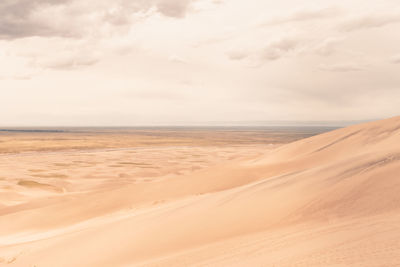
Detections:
1,0,400,126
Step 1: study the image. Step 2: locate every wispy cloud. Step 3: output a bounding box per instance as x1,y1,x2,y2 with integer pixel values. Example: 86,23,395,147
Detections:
39,55,99,70
168,54,187,64
313,37,344,56
264,7,341,26
319,62,364,72
391,54,400,64
339,13,400,32
261,37,300,61
226,36,301,65
226,50,249,61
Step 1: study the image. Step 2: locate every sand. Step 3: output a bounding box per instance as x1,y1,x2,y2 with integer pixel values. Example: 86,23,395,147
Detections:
0,118,400,266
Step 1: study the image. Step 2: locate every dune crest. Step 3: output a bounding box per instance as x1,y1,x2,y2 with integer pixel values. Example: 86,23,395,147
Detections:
1,117,400,266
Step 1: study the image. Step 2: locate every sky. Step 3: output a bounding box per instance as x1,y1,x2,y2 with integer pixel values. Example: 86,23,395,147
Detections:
0,0,399,126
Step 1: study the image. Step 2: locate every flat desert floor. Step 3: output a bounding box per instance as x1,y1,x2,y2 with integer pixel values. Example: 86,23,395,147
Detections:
1,120,400,266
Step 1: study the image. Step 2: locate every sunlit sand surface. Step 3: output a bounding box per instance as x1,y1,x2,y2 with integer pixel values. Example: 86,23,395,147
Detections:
1,120,400,266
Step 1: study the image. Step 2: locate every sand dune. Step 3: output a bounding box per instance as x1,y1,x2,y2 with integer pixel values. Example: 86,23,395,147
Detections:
1,118,400,266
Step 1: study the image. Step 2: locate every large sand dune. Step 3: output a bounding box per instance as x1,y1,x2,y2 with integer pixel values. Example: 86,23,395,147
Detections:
1,118,400,266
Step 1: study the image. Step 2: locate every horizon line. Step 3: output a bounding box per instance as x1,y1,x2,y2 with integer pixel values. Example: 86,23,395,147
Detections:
0,119,378,129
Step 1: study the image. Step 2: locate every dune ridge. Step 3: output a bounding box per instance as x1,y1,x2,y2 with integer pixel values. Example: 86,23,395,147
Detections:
1,117,400,266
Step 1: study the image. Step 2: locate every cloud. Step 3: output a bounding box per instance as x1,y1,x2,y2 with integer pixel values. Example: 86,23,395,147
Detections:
39,56,98,70
339,13,400,32
391,54,400,64
226,37,300,65
168,54,187,64
156,0,192,18
11,74,34,80
261,37,299,61
26,46,100,70
265,7,341,26
0,74,33,80
313,37,343,56
41,56,99,70
226,50,249,61
0,0,76,39
0,0,198,40
318,62,364,72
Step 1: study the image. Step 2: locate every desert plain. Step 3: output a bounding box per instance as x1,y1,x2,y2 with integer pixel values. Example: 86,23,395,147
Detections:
1,118,400,266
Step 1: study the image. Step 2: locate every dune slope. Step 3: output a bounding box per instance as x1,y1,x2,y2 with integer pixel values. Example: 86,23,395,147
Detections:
1,117,400,266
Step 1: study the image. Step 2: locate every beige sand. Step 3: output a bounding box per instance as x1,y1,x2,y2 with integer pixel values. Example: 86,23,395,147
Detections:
1,118,400,266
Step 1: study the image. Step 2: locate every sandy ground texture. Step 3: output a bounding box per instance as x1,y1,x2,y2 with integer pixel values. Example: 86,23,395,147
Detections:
1,118,400,266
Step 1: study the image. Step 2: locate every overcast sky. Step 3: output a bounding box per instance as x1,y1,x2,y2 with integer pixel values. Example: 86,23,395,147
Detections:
1,0,399,126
